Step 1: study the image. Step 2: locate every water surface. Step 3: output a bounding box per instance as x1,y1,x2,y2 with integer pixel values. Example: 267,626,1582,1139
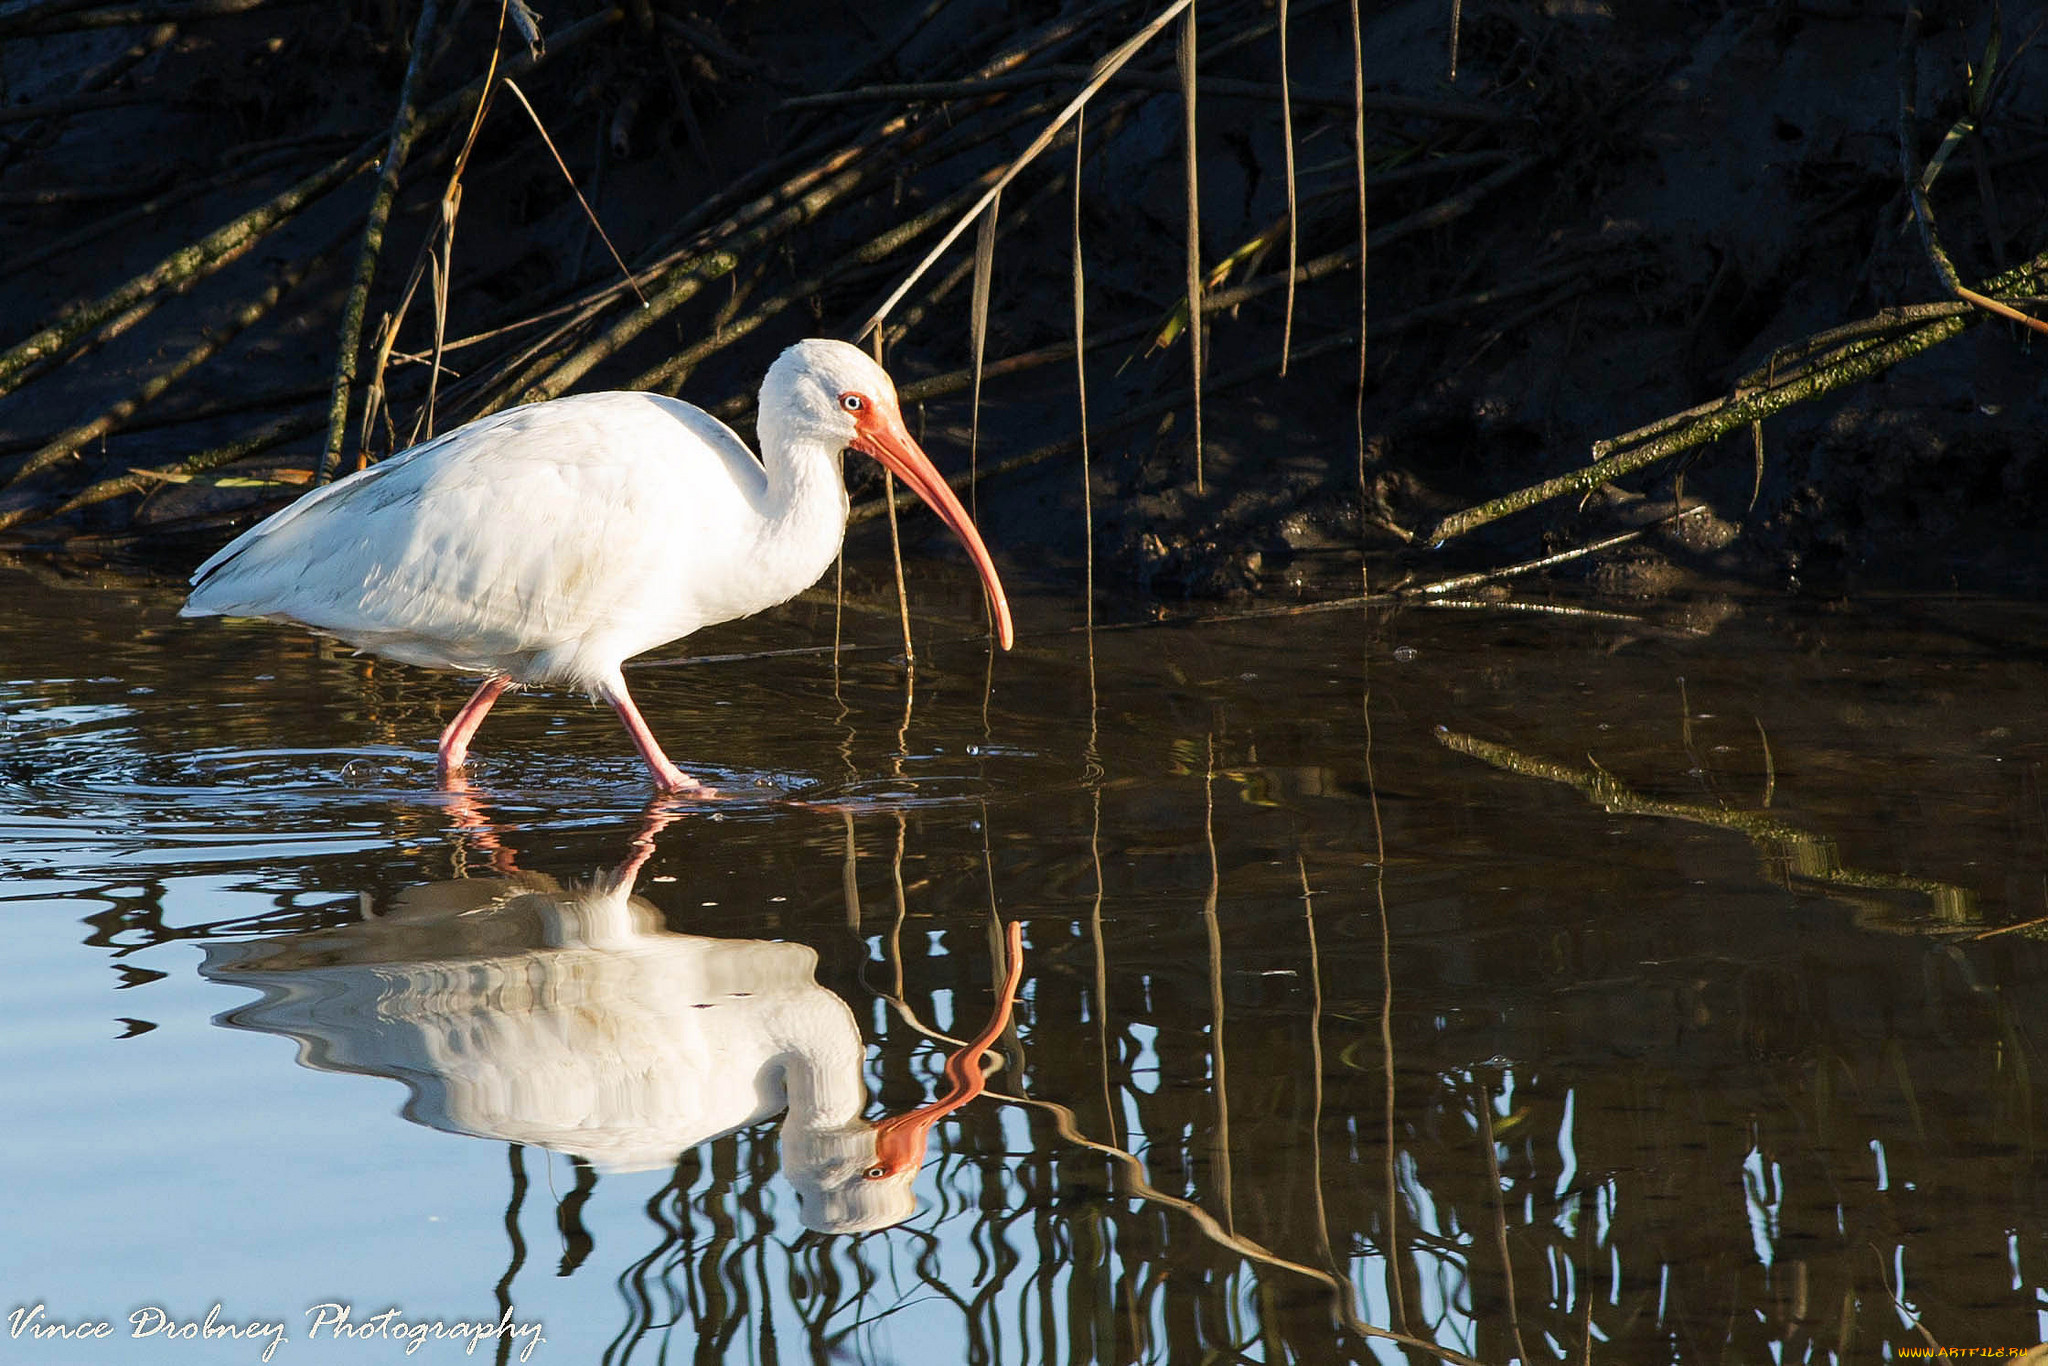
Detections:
4,562,2045,1363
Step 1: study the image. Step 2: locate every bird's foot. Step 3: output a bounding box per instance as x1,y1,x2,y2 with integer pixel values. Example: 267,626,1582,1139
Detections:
650,762,719,800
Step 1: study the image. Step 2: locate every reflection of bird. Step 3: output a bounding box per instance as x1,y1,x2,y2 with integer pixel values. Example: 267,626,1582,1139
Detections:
181,340,1014,793
200,844,1021,1234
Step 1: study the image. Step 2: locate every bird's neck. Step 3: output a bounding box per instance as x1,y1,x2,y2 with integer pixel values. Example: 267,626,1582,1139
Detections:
759,427,851,575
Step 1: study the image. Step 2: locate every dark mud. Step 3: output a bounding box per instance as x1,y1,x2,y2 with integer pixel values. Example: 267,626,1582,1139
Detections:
2,0,2044,600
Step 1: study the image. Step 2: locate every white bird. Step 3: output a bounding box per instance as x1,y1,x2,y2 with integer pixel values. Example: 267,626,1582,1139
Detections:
181,339,1014,792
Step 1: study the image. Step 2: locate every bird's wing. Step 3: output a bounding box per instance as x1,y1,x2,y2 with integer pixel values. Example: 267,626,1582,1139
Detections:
187,409,534,588
182,393,772,676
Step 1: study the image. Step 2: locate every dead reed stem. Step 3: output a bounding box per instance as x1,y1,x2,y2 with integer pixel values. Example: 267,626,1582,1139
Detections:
317,0,443,483
1276,0,1297,374
1072,109,1095,627
1181,1,1205,495
1346,0,1368,545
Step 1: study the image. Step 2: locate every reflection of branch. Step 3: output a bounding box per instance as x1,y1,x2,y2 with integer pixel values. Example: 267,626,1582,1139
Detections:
1202,734,1235,1234
1473,1083,1529,1365
1870,1241,1945,1356
996,1090,1492,1366
1410,507,1708,597
1436,728,1980,927
1363,629,1410,1332
492,1144,527,1366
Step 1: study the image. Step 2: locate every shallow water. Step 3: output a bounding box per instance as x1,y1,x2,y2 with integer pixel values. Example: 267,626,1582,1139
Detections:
3,561,2045,1365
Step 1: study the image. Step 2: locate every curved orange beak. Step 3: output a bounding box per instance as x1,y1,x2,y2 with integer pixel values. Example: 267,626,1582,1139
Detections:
851,403,1015,650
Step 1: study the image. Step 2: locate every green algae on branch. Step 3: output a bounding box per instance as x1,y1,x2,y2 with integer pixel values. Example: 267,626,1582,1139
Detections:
1424,248,2048,546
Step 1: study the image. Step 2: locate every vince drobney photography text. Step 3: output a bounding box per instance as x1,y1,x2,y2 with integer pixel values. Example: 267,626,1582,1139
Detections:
6,1301,547,1360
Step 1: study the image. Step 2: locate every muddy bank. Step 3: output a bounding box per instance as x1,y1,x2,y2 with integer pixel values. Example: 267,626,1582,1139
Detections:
1,0,2043,600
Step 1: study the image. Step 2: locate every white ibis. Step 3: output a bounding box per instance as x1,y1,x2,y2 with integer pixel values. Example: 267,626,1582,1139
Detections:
181,339,1014,792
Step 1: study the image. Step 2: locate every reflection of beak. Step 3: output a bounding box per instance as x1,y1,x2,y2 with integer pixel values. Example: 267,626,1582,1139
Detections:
852,405,1016,650
869,1104,947,1178
862,921,1027,1181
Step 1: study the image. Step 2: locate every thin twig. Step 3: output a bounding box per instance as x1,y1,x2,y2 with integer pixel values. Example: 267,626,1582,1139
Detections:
1277,0,1297,374
781,66,1504,121
1348,0,1368,531
1180,1,1205,494
1409,507,1709,596
1073,109,1094,630
499,78,646,305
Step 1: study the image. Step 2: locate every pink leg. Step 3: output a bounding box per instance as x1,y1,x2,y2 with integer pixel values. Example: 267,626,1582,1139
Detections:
601,681,714,796
438,676,514,779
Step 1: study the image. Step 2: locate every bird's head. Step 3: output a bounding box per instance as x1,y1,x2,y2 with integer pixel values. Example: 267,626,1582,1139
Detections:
763,339,1014,649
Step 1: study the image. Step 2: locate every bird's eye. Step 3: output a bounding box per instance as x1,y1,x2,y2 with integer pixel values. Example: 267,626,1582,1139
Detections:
840,393,865,413
864,1165,888,1180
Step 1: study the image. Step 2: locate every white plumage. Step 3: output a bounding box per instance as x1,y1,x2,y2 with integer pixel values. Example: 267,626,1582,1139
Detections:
182,340,1014,792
